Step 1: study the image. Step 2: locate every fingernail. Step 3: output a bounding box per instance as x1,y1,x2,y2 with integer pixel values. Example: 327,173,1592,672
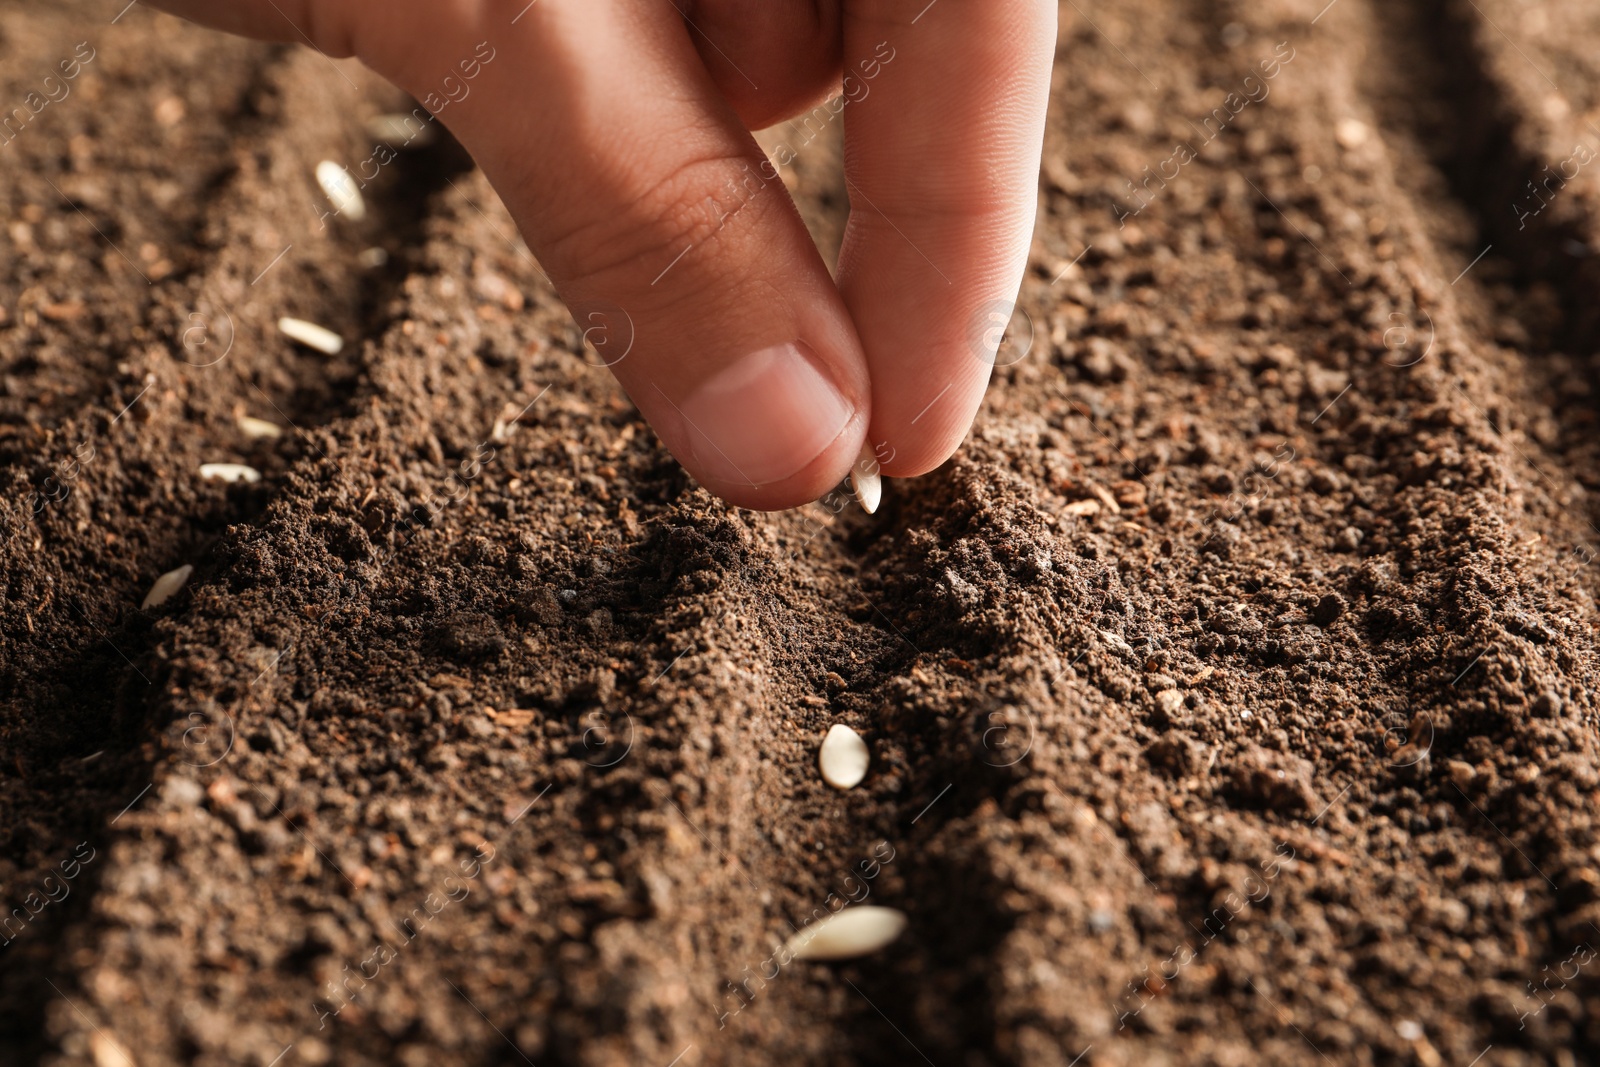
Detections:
678,341,854,488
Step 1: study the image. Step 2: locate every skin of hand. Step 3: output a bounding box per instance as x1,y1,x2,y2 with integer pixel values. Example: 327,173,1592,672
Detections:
146,0,1056,510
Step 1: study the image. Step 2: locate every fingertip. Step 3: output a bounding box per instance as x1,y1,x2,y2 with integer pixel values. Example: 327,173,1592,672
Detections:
838,0,1055,485
869,374,987,479
694,411,867,511
662,339,869,511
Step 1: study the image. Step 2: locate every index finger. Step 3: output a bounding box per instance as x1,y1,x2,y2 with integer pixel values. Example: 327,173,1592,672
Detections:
836,0,1056,476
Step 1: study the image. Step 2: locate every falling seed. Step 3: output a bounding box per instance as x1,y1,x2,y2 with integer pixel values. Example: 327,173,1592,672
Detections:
142,564,194,609
236,415,283,440
364,113,437,148
357,246,389,269
785,906,907,962
849,443,881,514
277,316,344,355
818,723,869,790
199,463,261,484
315,160,367,221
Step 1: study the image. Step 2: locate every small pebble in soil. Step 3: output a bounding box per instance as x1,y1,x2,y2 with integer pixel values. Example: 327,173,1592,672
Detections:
849,443,881,514
785,905,907,961
199,463,261,484
315,160,367,221
1155,689,1187,722
236,415,283,440
819,723,869,789
277,316,345,355
141,564,194,609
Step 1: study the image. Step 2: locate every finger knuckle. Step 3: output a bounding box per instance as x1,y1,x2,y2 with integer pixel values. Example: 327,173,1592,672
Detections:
543,150,782,289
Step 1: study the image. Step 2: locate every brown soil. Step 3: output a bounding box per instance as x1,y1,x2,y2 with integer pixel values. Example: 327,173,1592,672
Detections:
4,0,1600,1064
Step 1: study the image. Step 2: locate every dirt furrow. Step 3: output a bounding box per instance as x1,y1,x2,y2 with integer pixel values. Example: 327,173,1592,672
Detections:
876,0,1600,1061
0,18,471,1058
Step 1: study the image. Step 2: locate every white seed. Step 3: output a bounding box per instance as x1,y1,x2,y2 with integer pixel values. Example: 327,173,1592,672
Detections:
849,443,881,514
141,564,194,609
364,113,437,148
199,463,261,484
315,160,367,221
357,246,389,269
277,316,344,355
88,1031,135,1067
818,723,869,789
236,415,283,440
786,906,907,962
1335,118,1370,150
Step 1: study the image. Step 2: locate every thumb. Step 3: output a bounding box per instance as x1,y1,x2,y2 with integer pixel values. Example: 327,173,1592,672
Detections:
146,0,871,511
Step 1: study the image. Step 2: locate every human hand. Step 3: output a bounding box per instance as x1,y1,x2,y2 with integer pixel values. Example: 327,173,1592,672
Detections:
148,0,1056,510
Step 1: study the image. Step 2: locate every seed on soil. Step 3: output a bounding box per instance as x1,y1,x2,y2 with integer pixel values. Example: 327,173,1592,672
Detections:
199,463,261,484
364,113,437,148
819,723,869,789
786,905,907,961
315,160,366,221
236,415,283,440
152,95,186,128
88,1031,135,1067
1335,117,1371,149
850,444,881,514
141,564,194,609
277,316,344,355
